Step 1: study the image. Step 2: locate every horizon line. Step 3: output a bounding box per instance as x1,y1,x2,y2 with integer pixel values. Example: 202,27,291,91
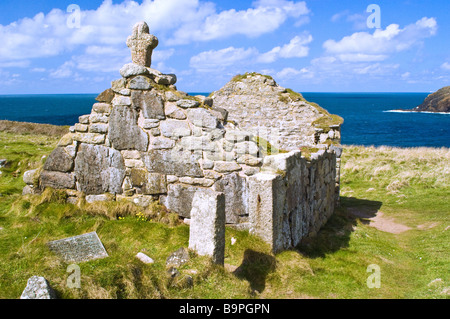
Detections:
0,91,432,96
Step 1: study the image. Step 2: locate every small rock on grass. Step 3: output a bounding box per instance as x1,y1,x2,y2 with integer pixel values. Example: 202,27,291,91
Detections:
20,276,56,299
166,247,189,268
136,252,154,264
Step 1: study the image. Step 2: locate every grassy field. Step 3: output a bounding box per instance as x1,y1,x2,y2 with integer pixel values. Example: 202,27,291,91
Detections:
0,125,448,299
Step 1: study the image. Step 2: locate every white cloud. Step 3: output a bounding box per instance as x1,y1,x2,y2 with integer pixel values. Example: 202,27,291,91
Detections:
190,33,312,72
441,62,450,71
190,47,258,71
401,72,411,79
331,10,367,30
276,67,312,79
31,67,46,72
0,60,30,68
258,34,312,63
0,0,310,63
49,61,75,78
352,63,399,75
323,17,437,60
171,0,309,44
337,53,387,62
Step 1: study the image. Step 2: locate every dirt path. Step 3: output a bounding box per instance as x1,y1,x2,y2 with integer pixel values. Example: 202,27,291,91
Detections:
347,207,412,234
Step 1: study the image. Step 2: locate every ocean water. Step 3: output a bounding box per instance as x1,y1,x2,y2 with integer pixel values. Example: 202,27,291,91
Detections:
0,93,449,148
301,92,449,148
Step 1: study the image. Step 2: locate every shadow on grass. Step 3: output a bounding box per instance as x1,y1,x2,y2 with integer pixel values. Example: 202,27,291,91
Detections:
297,196,383,259
233,249,276,294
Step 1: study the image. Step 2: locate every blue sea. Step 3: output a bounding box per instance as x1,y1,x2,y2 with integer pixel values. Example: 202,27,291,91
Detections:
0,93,449,148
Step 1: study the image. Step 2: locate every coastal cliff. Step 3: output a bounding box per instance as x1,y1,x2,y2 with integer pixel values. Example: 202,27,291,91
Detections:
411,86,450,113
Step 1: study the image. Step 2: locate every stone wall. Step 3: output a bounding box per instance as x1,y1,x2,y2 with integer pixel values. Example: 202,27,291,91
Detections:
211,73,343,207
211,74,343,151
23,22,344,253
249,150,337,252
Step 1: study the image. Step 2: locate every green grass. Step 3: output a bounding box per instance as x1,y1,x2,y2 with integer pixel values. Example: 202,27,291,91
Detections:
0,127,448,299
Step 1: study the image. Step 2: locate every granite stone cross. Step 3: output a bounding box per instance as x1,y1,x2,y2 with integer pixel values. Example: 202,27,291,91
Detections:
126,21,159,67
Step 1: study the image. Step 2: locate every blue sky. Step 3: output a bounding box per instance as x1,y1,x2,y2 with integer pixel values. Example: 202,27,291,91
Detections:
0,0,448,94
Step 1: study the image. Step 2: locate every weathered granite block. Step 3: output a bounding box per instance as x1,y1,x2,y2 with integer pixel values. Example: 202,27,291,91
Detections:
189,189,225,265
120,63,149,78
95,89,115,104
177,99,199,108
213,172,248,224
74,144,125,195
78,114,90,124
20,276,56,299
165,102,187,120
142,149,203,177
213,161,241,173
156,74,177,85
160,183,204,218
43,147,74,173
130,168,167,194
89,113,109,124
187,108,218,129
248,173,286,253
90,123,108,134
93,102,112,114
160,119,191,138
40,170,75,189
112,95,132,107
74,123,88,132
73,132,106,145
109,105,148,151
132,91,165,120
150,136,175,149
47,232,108,263
129,75,152,90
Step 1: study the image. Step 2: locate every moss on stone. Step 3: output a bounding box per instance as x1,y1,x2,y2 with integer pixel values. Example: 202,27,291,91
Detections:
312,113,344,131
231,72,274,82
299,146,319,161
285,88,305,102
253,136,288,156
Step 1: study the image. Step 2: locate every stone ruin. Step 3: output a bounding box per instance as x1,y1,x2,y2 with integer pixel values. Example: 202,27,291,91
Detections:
23,22,343,257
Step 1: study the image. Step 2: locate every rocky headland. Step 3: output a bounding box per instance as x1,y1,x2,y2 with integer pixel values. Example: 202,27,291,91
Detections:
404,86,450,113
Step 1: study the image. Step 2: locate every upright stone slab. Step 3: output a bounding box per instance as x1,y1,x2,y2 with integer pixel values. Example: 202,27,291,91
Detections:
188,189,225,265
248,173,286,253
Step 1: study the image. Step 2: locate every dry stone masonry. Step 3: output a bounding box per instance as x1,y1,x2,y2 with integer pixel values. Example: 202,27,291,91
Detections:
24,22,344,254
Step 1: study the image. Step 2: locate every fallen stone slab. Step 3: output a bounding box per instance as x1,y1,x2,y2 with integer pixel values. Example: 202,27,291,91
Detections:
47,231,108,263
